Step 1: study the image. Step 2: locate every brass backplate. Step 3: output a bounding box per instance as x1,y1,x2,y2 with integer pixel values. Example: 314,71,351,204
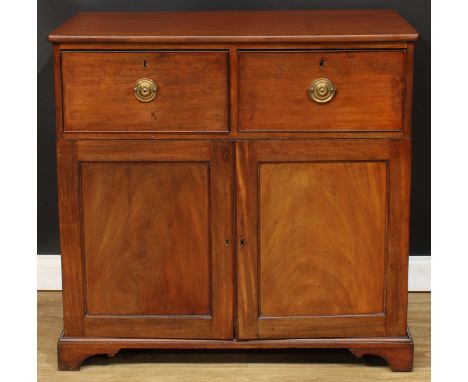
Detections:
134,78,157,102
308,78,336,104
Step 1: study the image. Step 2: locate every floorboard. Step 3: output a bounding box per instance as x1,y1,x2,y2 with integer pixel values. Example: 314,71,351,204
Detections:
38,292,430,381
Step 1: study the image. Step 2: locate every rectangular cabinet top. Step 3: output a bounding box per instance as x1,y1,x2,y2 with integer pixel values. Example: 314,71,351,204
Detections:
48,10,418,43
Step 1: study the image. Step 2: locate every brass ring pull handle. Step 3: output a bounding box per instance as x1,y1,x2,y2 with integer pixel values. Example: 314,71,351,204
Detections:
308,78,336,104
134,78,157,102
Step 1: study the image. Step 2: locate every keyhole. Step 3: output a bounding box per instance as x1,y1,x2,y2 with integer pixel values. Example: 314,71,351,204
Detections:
143,60,148,68
319,58,325,69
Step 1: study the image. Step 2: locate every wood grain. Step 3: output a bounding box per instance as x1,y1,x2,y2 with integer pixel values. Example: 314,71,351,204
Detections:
76,140,210,162
37,292,431,374
39,292,429,378
236,139,410,340
238,51,406,132
56,332,414,372
62,130,407,140
259,161,386,317
404,43,416,137
81,162,211,316
48,10,418,43
50,9,418,373
57,140,234,339
55,42,410,51
235,141,259,339
56,140,85,336
350,345,413,372
61,51,229,132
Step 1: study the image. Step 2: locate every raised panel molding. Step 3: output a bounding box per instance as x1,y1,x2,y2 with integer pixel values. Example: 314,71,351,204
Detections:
80,162,211,316
258,161,387,317
38,255,431,292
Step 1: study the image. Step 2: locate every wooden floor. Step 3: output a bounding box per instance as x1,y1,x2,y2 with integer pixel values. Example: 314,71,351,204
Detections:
38,292,430,381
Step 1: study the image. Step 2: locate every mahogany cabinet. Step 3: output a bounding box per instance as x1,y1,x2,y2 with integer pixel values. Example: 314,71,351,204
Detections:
49,10,418,371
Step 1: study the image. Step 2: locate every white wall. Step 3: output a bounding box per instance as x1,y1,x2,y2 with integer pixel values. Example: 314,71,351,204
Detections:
37,255,431,291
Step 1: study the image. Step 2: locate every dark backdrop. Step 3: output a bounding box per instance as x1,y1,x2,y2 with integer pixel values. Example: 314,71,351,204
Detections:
38,0,430,255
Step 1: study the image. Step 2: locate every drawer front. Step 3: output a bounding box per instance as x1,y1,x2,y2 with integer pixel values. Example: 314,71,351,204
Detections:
61,51,229,133
238,51,406,132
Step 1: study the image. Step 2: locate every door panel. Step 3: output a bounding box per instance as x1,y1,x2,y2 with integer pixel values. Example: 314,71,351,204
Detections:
57,140,234,339
259,161,386,317
82,162,211,316
236,139,410,339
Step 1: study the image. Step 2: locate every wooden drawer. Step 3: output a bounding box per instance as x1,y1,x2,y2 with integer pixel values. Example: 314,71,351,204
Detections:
238,51,406,132
61,51,229,133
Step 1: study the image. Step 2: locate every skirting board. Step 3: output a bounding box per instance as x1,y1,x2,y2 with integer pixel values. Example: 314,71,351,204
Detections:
37,255,431,292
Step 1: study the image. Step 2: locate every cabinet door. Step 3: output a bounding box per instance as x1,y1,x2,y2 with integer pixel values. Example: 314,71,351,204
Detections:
57,140,234,339
236,139,410,339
